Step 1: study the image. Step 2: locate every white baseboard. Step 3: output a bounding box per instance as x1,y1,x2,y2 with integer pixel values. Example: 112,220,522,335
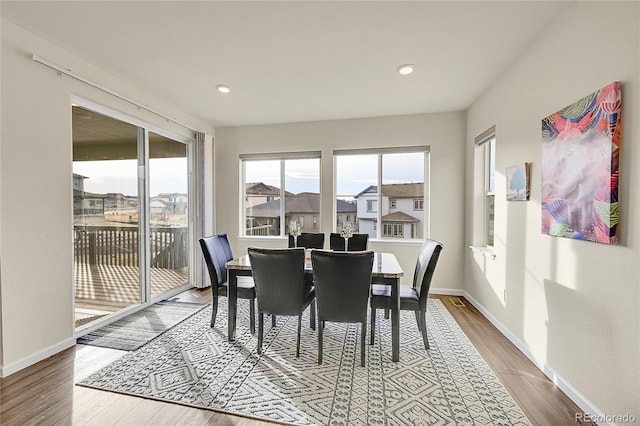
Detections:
1,337,76,378
459,290,610,426
430,287,464,296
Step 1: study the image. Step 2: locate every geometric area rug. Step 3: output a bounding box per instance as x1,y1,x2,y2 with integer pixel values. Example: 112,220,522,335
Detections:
78,298,530,425
76,300,207,351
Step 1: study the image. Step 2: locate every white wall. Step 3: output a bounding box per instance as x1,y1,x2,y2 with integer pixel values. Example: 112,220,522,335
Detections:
464,1,639,419
215,112,466,290
0,19,215,375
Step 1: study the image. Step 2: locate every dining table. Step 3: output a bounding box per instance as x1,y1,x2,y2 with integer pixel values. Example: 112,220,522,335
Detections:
225,251,404,362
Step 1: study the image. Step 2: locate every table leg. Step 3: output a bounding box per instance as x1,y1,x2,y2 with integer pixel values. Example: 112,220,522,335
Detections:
391,278,400,362
228,269,238,341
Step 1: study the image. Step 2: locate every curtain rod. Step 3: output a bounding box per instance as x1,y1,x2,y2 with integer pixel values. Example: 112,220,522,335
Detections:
31,54,197,132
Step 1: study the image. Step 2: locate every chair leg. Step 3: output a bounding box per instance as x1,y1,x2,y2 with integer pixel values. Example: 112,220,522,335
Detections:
414,310,422,331
384,308,390,319
310,300,316,330
296,315,302,358
318,318,323,365
272,315,277,327
210,296,219,328
417,309,429,351
249,299,256,334
257,313,264,355
370,308,376,345
360,322,366,367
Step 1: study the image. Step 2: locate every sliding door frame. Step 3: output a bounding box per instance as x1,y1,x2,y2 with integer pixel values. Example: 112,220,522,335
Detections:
72,97,196,336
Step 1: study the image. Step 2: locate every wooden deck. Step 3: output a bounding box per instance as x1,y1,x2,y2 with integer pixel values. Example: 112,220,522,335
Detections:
74,262,189,326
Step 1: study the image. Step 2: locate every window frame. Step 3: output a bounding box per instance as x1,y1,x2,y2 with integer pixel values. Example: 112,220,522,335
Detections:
475,127,496,248
383,223,404,238
240,151,321,238
333,146,430,241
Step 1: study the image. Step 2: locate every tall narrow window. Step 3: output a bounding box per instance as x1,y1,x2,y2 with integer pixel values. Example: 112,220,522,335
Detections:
241,152,321,236
334,147,429,240
476,127,496,247
487,138,496,246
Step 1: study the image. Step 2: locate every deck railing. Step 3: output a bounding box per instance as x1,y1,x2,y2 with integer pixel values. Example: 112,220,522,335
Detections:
74,225,188,269
246,224,272,236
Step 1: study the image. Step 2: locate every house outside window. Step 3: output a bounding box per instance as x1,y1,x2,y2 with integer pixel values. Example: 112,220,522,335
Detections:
241,152,321,237
334,147,429,240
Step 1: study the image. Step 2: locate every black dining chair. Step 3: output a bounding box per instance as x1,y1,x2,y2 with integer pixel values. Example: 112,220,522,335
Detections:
370,238,443,353
312,250,374,366
288,232,325,249
248,247,316,357
200,235,256,333
329,233,369,251
289,232,325,296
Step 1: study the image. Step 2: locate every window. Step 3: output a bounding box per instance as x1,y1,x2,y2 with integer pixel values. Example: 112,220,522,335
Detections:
241,152,320,237
383,223,404,238
334,147,429,240
475,127,496,247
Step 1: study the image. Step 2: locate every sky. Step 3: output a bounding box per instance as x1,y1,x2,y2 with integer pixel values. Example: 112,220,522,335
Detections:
246,152,425,197
73,158,187,196
74,152,425,198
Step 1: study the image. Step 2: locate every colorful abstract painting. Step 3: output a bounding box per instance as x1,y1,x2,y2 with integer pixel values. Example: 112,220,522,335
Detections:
541,82,622,244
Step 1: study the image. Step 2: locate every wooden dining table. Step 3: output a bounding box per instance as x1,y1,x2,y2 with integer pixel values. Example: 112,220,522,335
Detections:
226,251,404,362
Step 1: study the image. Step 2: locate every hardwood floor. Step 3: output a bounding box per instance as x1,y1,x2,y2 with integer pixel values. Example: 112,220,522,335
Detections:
431,295,595,426
0,289,593,425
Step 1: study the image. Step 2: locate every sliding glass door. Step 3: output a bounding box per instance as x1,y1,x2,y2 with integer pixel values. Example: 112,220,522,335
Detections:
149,132,190,297
72,104,192,328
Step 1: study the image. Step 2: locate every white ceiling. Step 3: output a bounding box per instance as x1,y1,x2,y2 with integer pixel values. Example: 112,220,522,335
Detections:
1,1,569,128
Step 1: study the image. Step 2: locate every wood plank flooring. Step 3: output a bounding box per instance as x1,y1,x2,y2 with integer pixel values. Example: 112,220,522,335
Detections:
0,290,593,425
431,295,595,426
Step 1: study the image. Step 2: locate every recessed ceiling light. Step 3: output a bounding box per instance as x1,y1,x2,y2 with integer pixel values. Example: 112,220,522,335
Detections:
216,84,230,94
397,64,415,75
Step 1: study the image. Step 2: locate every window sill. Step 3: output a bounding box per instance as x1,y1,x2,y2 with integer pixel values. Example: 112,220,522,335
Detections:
469,245,496,260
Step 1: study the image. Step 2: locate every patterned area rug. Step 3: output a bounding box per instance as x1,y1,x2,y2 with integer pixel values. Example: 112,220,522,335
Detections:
77,300,206,351
78,299,529,425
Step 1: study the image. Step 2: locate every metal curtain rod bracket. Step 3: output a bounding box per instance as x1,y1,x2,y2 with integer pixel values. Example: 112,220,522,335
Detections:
31,54,196,132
